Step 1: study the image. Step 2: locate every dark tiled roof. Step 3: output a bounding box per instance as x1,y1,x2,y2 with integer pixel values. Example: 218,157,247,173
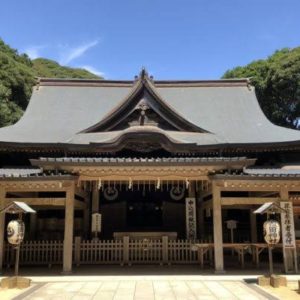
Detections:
0,168,42,177
37,156,250,165
213,167,300,179
0,70,300,149
244,168,300,176
0,168,73,179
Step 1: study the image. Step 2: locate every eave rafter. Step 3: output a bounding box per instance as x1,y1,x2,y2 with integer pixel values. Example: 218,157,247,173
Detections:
30,157,256,181
212,177,300,192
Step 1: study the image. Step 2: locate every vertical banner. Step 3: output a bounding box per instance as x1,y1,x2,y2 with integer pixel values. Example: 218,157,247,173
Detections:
186,198,197,240
280,202,296,248
92,213,102,233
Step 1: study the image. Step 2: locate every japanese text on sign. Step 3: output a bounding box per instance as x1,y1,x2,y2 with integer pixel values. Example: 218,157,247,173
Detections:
280,202,296,248
185,198,197,240
92,213,102,233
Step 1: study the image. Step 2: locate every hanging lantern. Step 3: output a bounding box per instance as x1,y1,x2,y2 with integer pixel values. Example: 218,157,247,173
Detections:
7,220,25,245
263,220,281,245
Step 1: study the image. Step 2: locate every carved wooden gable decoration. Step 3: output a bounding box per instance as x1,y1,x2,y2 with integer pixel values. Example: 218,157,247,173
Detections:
81,69,207,134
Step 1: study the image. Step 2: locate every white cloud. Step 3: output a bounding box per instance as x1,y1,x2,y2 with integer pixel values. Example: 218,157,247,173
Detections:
59,40,99,65
80,65,104,77
23,45,45,59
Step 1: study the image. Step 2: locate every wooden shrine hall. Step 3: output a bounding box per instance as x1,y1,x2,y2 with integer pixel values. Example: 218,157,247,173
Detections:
1,69,300,274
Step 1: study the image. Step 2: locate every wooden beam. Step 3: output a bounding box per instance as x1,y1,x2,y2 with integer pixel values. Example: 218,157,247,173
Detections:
221,197,280,206
75,187,89,200
79,174,209,181
4,197,66,206
2,186,67,193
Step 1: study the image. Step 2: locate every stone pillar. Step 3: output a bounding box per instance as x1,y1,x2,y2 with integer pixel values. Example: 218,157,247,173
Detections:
0,188,6,274
212,182,224,273
62,183,75,274
250,209,257,243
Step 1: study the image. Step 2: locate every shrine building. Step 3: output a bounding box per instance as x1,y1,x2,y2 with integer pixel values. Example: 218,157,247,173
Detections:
0,69,300,274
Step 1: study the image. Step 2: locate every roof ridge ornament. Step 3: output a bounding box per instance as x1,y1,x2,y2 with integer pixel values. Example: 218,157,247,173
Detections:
139,67,148,81
136,67,153,83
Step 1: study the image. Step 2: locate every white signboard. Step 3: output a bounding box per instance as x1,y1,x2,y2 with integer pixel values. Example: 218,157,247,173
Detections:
186,198,197,240
92,213,102,233
280,202,296,248
225,220,238,230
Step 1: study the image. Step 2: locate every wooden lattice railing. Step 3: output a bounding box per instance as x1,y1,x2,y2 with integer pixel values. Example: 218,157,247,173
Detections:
4,237,209,266
4,240,63,266
76,239,123,264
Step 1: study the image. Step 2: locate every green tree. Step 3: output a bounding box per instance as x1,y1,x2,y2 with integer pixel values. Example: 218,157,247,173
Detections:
32,58,101,79
223,47,300,129
0,38,102,127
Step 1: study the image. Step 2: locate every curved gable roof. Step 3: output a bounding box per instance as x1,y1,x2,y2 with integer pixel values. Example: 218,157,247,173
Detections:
0,70,299,152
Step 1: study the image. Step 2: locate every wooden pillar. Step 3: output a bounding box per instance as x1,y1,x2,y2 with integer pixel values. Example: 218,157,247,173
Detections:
91,182,100,239
250,209,257,243
29,213,37,240
92,182,99,214
212,182,224,273
62,183,75,274
82,190,90,239
188,182,196,198
0,188,6,274
198,207,205,240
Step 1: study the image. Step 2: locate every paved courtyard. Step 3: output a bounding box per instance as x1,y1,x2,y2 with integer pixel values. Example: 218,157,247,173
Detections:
18,280,272,300
0,275,285,300
1,266,300,300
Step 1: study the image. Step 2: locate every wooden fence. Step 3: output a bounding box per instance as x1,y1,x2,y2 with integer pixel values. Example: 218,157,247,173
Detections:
4,237,207,267
5,240,63,266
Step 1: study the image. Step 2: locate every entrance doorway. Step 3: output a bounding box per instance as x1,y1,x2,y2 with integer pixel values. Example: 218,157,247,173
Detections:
127,190,163,229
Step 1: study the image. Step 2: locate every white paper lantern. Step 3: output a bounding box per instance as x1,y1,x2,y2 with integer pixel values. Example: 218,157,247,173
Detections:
263,220,280,245
7,220,25,245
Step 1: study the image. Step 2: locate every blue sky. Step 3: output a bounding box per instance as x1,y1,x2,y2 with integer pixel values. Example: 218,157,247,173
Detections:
0,0,299,79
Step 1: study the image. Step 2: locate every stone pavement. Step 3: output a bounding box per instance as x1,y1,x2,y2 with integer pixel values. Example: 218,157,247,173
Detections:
0,276,278,300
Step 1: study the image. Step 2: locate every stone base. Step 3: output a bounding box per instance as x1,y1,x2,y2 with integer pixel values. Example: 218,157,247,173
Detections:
270,275,287,288
61,271,72,275
214,270,226,274
1,276,31,289
257,276,270,286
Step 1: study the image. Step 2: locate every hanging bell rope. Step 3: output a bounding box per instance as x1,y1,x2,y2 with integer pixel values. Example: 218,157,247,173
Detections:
185,178,190,189
97,178,102,190
156,178,161,190
128,177,133,190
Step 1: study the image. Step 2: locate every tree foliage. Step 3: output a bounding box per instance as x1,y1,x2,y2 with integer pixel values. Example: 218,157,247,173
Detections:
223,47,300,129
0,38,101,127
33,58,100,79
